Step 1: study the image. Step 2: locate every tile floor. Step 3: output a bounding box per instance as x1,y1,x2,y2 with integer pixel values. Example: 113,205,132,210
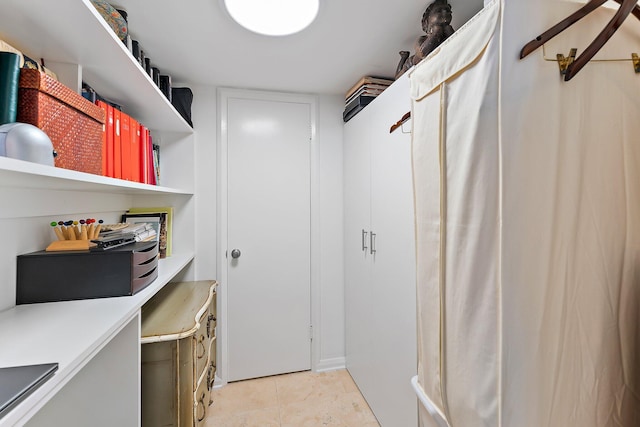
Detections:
204,369,380,427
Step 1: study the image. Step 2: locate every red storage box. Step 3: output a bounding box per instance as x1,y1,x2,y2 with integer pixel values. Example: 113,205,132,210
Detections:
17,69,105,175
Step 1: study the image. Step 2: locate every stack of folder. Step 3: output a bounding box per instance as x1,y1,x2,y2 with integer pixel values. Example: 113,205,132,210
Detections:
343,76,394,122
96,101,159,185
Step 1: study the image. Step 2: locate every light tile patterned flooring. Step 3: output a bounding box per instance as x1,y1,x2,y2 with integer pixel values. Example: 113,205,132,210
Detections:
204,369,380,427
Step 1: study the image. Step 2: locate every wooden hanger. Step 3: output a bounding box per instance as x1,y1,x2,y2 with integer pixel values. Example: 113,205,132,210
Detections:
390,111,411,133
520,0,640,81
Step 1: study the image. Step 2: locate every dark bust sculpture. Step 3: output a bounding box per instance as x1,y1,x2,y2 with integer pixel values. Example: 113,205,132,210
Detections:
396,0,455,79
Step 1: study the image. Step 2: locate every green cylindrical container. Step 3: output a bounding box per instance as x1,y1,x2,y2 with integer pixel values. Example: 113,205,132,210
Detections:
0,52,21,125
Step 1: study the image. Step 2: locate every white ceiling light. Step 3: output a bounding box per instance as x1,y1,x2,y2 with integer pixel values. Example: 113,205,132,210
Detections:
224,0,319,36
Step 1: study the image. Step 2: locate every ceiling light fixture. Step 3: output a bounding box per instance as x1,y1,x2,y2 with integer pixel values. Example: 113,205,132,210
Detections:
223,0,319,36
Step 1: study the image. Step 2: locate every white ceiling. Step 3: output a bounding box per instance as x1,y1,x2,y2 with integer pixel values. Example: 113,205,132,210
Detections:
114,0,484,96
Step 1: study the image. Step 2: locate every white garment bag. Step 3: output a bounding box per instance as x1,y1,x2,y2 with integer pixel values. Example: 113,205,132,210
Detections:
410,0,640,426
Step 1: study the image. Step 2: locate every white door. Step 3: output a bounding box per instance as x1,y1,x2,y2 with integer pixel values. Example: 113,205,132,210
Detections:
367,77,418,427
343,104,374,394
224,93,312,382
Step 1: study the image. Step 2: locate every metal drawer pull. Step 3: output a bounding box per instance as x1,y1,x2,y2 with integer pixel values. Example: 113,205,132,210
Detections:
207,362,216,391
196,335,206,359
370,232,377,255
362,229,368,252
197,392,207,422
207,314,216,338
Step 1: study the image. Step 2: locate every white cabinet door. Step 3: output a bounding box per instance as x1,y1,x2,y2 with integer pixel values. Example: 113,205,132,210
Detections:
344,103,374,397
344,74,418,427
369,76,418,427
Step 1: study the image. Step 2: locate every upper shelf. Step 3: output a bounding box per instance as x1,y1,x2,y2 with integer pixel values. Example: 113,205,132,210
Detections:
0,157,193,195
0,0,193,135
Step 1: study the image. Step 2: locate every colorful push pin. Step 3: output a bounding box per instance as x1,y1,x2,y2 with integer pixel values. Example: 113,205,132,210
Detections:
72,221,81,239
50,222,65,241
63,220,75,240
86,220,93,239
80,222,88,240
94,219,103,238
86,218,101,239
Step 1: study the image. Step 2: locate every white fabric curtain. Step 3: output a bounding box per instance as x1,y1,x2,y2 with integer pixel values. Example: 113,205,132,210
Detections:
410,0,640,426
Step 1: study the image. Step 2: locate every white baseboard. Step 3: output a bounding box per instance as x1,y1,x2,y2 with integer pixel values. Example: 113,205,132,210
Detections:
314,357,346,373
213,359,346,387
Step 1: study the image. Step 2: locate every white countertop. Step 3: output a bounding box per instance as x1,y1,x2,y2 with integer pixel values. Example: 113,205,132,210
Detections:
0,253,194,426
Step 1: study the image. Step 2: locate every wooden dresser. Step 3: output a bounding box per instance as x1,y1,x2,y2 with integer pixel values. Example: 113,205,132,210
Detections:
141,280,217,427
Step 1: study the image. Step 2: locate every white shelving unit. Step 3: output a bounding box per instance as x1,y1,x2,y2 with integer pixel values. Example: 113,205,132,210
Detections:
0,0,197,425
0,0,193,134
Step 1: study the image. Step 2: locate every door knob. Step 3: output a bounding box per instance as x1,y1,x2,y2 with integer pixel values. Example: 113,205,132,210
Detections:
231,249,241,259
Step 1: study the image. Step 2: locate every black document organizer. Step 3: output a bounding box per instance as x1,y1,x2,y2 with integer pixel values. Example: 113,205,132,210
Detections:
16,241,159,304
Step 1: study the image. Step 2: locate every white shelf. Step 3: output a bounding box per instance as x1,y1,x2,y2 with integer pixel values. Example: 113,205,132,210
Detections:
0,0,193,135
0,252,194,427
0,157,193,195
0,1,198,424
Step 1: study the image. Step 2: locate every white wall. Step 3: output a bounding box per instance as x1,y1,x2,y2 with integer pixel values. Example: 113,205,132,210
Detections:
191,84,218,282
316,94,346,369
190,86,346,370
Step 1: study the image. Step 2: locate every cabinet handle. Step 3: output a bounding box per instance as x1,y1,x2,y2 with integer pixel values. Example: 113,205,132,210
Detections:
207,313,216,338
362,229,368,252
197,392,207,421
207,362,216,391
208,361,216,405
196,335,206,359
370,232,377,255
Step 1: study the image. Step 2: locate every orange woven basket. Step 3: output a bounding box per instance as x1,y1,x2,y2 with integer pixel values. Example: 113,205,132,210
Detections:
17,69,106,175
